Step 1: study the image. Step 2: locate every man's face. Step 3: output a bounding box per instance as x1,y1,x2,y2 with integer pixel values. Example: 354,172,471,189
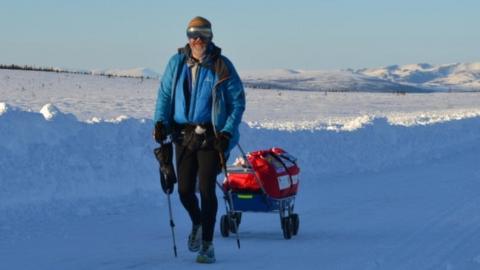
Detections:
189,37,208,56
186,27,212,58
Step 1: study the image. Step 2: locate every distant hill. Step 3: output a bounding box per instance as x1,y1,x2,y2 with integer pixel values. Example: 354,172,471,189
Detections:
3,62,480,92
241,69,430,93
241,62,480,92
356,62,480,91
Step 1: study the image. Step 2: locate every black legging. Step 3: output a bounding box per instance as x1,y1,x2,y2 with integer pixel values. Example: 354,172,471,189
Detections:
175,142,220,242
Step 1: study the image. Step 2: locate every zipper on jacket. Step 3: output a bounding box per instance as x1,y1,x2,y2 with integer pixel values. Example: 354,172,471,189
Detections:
210,76,230,135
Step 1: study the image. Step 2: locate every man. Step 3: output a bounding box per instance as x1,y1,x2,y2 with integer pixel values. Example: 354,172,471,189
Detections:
153,16,245,263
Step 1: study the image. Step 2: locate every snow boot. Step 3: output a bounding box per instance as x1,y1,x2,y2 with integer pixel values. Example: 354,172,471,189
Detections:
196,241,216,264
188,224,202,252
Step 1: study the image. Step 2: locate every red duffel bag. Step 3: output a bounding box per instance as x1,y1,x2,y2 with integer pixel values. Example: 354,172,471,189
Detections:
224,147,300,198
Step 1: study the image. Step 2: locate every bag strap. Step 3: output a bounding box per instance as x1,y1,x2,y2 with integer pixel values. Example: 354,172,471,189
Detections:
269,151,294,187
279,152,297,166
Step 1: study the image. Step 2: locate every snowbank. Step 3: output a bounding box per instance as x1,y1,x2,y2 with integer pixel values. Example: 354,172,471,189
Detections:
1,103,480,218
0,104,158,216
241,117,480,180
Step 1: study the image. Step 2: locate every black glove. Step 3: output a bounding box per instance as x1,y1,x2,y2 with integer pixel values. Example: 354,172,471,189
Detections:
154,144,177,194
153,121,167,143
214,131,231,153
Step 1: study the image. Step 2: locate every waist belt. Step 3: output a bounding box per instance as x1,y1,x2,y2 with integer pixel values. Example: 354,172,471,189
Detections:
173,123,216,150
175,123,215,137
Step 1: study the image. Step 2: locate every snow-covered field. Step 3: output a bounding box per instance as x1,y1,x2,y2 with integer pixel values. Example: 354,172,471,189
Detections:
1,69,480,269
2,69,480,127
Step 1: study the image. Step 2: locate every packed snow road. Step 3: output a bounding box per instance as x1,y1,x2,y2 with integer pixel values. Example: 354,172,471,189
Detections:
1,139,479,270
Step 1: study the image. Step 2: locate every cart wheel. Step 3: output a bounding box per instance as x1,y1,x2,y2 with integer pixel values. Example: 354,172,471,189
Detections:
290,214,299,236
220,215,230,237
281,217,292,239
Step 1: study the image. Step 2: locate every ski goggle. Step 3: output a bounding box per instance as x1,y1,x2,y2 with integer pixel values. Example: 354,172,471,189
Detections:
186,27,212,41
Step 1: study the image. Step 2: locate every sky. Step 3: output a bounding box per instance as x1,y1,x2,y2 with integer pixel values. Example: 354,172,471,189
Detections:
1,0,479,72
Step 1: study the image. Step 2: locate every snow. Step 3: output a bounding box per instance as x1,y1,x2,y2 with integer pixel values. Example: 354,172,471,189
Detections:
39,103,61,120
0,102,8,115
2,68,480,127
1,69,480,269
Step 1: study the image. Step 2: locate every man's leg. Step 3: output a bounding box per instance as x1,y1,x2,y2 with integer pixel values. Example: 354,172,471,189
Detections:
197,148,220,242
175,144,201,226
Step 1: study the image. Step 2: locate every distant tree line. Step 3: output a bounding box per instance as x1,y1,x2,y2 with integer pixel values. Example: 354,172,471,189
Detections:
0,64,154,79
0,64,89,75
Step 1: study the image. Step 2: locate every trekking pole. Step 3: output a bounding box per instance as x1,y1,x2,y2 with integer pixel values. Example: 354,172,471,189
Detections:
166,187,178,257
236,143,248,162
155,138,178,258
218,152,241,249
214,179,232,221
161,138,178,258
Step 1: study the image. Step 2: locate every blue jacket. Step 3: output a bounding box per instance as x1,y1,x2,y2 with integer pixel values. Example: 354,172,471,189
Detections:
153,44,246,153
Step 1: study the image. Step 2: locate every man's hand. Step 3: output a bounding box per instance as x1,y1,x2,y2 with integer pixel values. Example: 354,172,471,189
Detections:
153,121,166,143
154,144,177,194
214,131,231,152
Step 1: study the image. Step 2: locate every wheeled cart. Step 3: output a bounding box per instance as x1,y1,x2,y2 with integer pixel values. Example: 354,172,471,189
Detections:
219,148,300,239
